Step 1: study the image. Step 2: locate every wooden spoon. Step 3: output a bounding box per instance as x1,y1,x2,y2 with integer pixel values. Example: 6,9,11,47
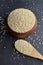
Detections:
15,39,43,60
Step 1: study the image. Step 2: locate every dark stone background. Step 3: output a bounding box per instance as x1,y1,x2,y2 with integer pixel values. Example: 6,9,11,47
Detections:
0,0,43,65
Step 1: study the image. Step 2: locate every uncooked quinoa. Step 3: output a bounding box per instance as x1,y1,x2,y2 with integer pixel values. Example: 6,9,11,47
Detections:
8,8,36,33
15,39,33,54
15,39,43,60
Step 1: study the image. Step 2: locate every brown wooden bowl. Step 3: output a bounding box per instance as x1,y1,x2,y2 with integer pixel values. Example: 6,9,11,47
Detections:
7,8,37,38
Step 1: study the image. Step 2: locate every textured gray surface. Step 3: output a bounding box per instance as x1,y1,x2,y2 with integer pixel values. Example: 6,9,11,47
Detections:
0,0,43,65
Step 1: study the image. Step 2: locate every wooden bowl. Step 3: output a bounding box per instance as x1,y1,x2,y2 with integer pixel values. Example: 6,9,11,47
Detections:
7,8,37,38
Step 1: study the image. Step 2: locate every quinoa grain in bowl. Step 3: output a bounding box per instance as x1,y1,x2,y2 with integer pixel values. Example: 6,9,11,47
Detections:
7,8,37,38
